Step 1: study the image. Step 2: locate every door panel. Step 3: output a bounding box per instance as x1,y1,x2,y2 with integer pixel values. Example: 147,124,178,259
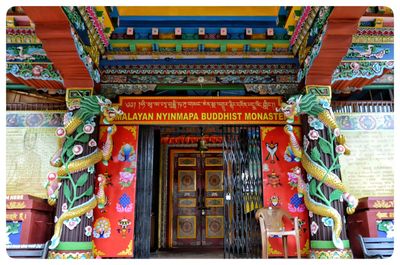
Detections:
171,150,223,247
202,153,224,246
172,153,200,246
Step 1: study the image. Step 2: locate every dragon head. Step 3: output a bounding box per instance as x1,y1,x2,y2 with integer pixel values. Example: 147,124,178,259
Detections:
97,96,123,124
279,95,302,123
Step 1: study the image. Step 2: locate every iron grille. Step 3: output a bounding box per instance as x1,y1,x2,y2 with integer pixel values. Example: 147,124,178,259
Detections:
223,126,263,258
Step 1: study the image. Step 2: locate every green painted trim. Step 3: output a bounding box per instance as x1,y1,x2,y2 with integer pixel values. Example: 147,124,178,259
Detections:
56,242,93,251
311,240,350,249
110,39,289,46
6,84,33,90
157,85,244,90
363,84,394,90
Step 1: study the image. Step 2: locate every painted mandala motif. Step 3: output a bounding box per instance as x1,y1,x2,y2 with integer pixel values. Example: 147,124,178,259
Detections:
93,217,111,239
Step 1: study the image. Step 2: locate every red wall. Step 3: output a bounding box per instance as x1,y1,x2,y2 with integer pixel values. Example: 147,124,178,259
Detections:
93,125,139,257
260,126,310,257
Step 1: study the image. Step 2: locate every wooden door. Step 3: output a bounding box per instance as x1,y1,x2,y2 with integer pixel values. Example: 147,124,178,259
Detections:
171,150,224,247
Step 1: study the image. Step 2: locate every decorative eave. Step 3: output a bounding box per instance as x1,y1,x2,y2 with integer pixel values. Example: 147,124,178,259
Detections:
100,63,299,75
22,6,93,88
304,6,368,85
6,14,64,91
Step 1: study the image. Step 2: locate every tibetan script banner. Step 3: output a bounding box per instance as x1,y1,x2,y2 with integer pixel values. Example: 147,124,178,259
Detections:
108,96,297,125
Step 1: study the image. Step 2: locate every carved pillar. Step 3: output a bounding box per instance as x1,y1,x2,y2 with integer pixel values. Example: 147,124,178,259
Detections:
281,85,358,259
45,88,121,258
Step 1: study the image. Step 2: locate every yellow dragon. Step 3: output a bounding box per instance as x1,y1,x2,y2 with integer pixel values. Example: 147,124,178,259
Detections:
47,96,121,250
280,94,358,250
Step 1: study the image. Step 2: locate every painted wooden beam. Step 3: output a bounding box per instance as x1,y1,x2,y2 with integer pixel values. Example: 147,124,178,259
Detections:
22,6,93,88
305,7,368,86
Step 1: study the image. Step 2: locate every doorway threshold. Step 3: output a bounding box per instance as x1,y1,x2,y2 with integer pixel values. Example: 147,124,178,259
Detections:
151,248,224,259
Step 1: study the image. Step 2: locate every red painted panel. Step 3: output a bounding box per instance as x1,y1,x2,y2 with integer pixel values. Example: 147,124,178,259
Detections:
93,126,138,257
260,126,310,257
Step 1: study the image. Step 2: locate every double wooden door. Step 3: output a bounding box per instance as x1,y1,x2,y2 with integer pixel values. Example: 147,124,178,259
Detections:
170,150,224,247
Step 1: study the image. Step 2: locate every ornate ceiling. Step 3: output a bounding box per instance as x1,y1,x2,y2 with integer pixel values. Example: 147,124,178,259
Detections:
5,6,394,98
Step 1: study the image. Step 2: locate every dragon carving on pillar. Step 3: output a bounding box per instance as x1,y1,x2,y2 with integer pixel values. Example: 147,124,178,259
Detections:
279,93,358,250
44,95,122,250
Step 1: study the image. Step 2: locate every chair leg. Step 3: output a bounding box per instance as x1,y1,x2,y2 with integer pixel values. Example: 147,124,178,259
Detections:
295,235,301,258
282,236,288,258
265,237,269,259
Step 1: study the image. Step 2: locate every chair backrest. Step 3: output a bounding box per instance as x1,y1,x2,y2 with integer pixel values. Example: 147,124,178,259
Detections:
255,207,294,232
357,235,394,258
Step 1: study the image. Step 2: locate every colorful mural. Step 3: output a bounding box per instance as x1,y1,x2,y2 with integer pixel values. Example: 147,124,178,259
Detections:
260,126,309,257
93,125,138,257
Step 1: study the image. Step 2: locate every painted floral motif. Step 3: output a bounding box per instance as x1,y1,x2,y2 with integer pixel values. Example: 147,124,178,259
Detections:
63,217,81,230
88,139,97,147
308,130,320,140
119,168,135,188
87,165,95,174
335,145,346,155
85,226,92,237
56,127,66,137
83,124,95,134
332,60,394,82
321,217,334,227
116,193,133,213
85,209,93,219
310,221,319,236
308,116,324,130
32,65,44,76
6,63,63,82
287,166,301,189
45,172,61,202
61,203,68,213
72,144,84,155
93,217,111,239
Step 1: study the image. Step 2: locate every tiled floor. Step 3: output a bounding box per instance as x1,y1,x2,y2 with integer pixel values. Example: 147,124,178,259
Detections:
151,248,224,259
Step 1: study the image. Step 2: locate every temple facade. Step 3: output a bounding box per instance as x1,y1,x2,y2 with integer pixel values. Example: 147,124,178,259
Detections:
5,6,394,259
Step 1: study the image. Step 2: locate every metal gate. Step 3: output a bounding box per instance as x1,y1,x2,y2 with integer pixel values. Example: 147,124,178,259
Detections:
223,126,263,258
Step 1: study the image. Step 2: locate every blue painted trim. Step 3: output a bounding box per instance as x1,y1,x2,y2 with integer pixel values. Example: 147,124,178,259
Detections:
109,6,119,18
100,58,299,66
278,7,288,16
